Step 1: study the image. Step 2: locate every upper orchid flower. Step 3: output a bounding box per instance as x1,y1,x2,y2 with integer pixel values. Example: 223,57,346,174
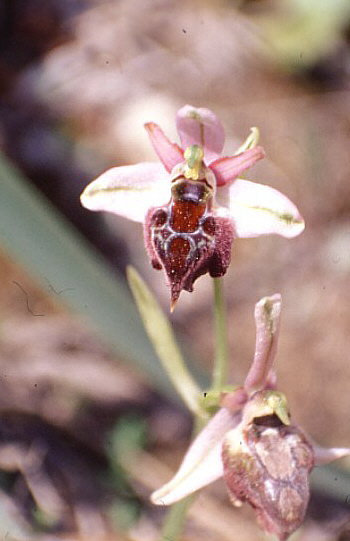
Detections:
150,294,350,540
81,105,305,309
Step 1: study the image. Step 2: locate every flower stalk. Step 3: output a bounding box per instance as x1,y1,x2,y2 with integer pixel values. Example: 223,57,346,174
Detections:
159,495,195,541
159,414,207,541
212,277,228,391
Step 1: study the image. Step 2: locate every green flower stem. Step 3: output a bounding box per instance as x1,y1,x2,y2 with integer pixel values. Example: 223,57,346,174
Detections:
159,415,206,541
212,277,228,390
159,494,195,541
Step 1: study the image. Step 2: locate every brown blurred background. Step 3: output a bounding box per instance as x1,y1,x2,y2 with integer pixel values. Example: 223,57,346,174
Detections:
0,0,350,539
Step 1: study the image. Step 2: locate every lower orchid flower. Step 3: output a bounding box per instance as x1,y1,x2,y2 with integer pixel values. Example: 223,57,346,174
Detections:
150,294,350,540
81,105,305,309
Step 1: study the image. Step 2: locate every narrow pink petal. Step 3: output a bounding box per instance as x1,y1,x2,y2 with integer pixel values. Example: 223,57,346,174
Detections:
144,122,184,172
176,105,225,164
313,444,350,465
151,408,240,505
265,369,278,390
244,294,282,394
80,162,170,222
217,179,305,238
209,147,265,187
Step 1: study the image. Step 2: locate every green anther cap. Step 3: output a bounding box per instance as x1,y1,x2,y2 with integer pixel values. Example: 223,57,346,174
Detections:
264,390,290,425
243,390,290,427
184,145,204,180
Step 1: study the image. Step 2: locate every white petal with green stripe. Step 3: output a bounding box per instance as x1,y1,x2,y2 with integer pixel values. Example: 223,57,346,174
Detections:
217,179,305,238
81,162,170,222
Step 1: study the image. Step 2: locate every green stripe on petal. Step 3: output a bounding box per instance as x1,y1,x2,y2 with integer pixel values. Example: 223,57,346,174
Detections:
217,179,305,238
81,162,170,222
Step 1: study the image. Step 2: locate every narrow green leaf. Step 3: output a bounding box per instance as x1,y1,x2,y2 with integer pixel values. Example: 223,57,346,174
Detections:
0,151,178,394
127,267,206,419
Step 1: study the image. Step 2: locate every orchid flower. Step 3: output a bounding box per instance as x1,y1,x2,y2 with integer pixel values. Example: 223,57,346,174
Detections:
151,294,350,540
81,105,305,309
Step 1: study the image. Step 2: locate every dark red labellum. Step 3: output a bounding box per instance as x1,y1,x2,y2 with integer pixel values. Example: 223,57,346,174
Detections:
144,177,233,307
222,419,314,540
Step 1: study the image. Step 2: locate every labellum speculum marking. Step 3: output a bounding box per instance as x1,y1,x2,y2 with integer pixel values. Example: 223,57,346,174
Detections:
222,413,314,541
145,145,233,309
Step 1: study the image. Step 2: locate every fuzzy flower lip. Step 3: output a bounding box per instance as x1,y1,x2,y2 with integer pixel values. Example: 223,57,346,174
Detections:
150,293,350,539
80,104,305,239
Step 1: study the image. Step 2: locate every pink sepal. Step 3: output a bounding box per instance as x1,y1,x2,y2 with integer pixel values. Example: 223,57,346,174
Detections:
144,122,184,173
210,147,265,187
244,294,282,393
176,105,225,164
